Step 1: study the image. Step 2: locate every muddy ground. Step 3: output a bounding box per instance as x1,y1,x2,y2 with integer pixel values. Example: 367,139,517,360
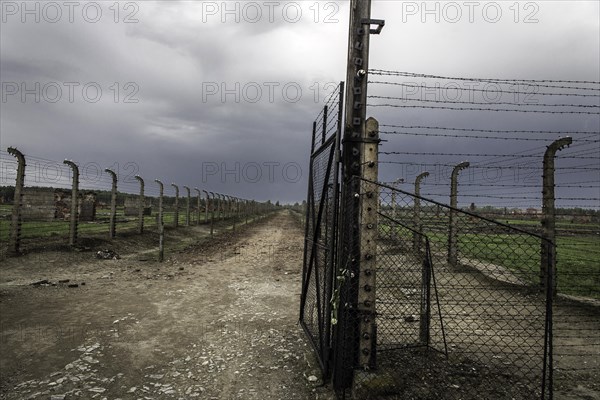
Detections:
0,211,333,399
1,210,598,400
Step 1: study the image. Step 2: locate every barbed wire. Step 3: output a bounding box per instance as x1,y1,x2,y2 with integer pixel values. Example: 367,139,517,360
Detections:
368,103,600,114
369,80,600,98
368,95,600,109
369,69,600,90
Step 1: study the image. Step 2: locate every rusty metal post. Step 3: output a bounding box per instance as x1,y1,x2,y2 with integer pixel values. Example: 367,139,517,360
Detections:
541,137,572,291
447,161,470,267
135,175,145,234
7,147,25,255
171,183,179,228
413,171,429,254
203,190,210,224
155,179,164,262
63,160,80,247
194,188,201,225
183,185,191,226
105,168,118,239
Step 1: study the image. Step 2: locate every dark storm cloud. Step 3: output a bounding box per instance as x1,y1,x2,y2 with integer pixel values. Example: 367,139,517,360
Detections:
1,1,598,205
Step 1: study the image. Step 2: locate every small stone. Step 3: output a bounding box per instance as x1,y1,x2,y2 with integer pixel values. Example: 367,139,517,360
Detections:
404,314,417,323
88,387,106,393
307,375,318,383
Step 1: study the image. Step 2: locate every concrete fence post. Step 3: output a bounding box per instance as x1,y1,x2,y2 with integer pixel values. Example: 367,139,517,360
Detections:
183,185,191,226
231,196,236,232
541,137,572,292
217,194,223,221
209,191,215,236
203,190,210,224
135,175,145,234
391,178,403,239
413,171,430,254
171,183,179,228
63,160,80,247
447,161,470,267
356,117,380,369
105,168,118,239
7,147,26,255
217,193,225,221
194,188,201,225
155,179,164,262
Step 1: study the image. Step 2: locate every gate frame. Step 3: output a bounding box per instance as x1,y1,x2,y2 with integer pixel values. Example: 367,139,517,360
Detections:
300,82,345,379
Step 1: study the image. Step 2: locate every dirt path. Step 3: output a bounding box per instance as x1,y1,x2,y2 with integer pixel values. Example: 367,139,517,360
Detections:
0,211,333,399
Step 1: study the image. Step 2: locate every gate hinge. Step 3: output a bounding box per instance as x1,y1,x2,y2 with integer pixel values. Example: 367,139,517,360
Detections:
361,19,385,34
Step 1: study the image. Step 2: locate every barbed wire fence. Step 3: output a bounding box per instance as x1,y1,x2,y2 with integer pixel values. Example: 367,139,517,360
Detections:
0,148,274,259
363,69,599,398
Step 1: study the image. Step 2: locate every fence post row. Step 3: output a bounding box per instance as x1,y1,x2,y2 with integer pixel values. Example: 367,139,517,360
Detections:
135,175,145,234
155,179,164,262
7,147,25,255
541,137,572,291
447,161,470,267
63,160,80,247
105,168,118,239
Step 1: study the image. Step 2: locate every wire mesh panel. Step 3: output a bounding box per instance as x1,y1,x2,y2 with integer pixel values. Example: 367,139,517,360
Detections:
300,82,344,377
335,178,553,399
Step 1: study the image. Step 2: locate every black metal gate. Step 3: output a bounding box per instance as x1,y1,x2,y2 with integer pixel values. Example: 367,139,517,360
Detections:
300,82,344,378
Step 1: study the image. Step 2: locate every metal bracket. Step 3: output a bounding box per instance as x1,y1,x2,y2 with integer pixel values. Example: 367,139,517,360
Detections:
361,18,385,34
342,137,381,144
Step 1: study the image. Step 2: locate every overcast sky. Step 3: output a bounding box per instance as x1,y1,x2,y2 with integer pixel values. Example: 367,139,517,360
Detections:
1,0,598,206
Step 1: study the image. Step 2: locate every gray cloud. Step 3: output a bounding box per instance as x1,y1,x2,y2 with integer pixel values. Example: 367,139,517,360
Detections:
1,1,598,206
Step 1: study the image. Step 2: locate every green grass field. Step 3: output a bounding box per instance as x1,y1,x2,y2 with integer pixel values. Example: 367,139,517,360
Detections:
0,206,225,242
378,217,599,299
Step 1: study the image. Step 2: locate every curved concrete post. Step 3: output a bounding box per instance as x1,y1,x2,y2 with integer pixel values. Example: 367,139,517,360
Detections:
209,191,216,236
194,188,201,226
203,190,210,224
155,179,164,262
135,175,145,234
171,183,179,228
7,147,25,255
216,193,223,221
541,137,572,292
63,160,80,247
105,168,118,239
447,161,470,267
413,171,430,253
183,185,191,226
